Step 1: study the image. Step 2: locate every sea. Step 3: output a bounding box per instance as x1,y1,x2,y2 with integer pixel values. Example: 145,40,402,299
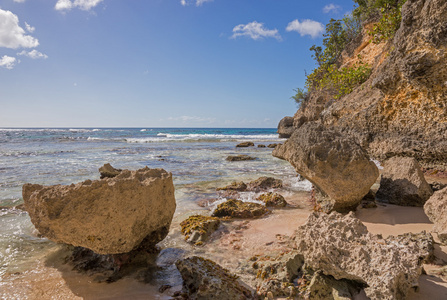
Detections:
0,127,312,298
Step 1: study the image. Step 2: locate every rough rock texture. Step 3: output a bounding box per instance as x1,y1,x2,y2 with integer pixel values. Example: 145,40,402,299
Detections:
376,157,433,206
226,155,256,161
180,215,220,245
273,123,379,212
424,187,447,243
247,177,283,192
256,193,287,207
283,0,447,171
23,167,176,254
307,272,359,300
212,199,269,219
267,143,281,149
236,142,255,148
277,116,295,138
99,163,122,179
294,212,433,300
175,256,253,299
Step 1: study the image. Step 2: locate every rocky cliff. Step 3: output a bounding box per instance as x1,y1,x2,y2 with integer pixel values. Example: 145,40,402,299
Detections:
282,0,447,170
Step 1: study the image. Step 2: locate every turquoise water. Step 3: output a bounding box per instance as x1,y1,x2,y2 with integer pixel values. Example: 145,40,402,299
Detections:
0,127,311,296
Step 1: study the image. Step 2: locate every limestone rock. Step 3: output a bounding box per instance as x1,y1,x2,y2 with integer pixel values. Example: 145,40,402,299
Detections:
247,177,283,192
180,215,220,245
267,143,281,149
236,142,255,147
277,116,295,138
273,123,379,212
226,155,256,161
99,163,122,179
175,256,253,299
212,199,269,219
256,193,287,207
217,181,247,192
23,167,176,254
376,157,433,206
424,187,447,243
294,212,433,300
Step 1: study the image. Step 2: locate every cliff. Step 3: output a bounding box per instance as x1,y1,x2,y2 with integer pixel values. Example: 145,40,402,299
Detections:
282,0,447,170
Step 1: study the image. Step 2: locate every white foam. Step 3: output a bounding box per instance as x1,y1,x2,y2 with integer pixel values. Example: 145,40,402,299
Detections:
289,177,313,191
127,133,280,143
140,129,147,132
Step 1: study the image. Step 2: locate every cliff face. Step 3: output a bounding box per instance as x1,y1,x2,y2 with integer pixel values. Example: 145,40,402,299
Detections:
287,0,447,170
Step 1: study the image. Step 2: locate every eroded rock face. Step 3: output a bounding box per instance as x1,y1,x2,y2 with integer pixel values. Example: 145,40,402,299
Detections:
277,116,295,138
23,167,176,255
424,187,447,243
99,163,122,179
273,123,379,212
175,256,253,300
294,212,433,300
376,157,433,206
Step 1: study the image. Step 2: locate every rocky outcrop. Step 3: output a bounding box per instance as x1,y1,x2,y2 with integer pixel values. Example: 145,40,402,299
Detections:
277,116,295,138
180,215,220,245
273,122,379,212
99,163,122,179
217,181,247,192
226,155,256,161
212,199,269,219
376,157,433,206
175,256,253,299
23,167,176,254
247,177,283,192
294,212,433,300
424,187,447,243
256,193,287,207
282,0,447,171
236,142,255,147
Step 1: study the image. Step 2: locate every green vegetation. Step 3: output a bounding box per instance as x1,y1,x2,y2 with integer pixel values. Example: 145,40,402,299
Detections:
292,0,406,103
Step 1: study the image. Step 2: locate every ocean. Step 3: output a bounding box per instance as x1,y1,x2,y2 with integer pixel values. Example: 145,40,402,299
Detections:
0,127,312,298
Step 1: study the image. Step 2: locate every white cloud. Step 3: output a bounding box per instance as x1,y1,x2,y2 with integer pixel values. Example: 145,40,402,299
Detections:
168,116,216,124
181,0,213,6
13,0,26,2
0,9,39,49
286,19,325,38
18,49,48,59
0,55,18,69
231,21,281,41
25,22,35,33
323,3,341,14
55,0,103,12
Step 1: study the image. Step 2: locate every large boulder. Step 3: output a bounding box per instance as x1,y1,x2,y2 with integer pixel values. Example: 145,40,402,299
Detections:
175,256,253,299
424,187,447,243
376,157,433,206
294,212,433,300
273,123,379,212
277,116,295,138
23,166,176,254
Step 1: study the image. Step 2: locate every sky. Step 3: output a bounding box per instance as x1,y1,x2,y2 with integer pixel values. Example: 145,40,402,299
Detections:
0,0,356,128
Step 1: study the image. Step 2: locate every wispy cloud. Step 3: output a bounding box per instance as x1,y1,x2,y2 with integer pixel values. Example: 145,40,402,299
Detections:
18,49,48,59
286,19,325,38
13,0,26,3
167,116,216,124
323,3,341,14
25,22,35,33
55,0,104,12
231,21,281,41
0,55,18,70
181,0,213,6
0,9,39,49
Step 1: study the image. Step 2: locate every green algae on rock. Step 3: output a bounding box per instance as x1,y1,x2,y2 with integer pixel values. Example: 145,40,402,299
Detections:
256,192,288,208
180,215,220,245
212,199,269,219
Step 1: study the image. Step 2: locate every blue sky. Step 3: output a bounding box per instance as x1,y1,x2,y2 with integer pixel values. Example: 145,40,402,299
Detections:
0,0,355,128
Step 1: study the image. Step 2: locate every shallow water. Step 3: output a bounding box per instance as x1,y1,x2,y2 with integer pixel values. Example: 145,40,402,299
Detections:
0,128,312,299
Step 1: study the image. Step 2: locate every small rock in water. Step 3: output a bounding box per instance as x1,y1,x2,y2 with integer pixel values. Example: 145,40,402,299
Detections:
99,163,122,179
256,192,287,207
236,142,255,147
247,177,283,191
217,181,247,192
180,215,220,245
226,155,256,161
212,199,269,219
257,144,266,148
